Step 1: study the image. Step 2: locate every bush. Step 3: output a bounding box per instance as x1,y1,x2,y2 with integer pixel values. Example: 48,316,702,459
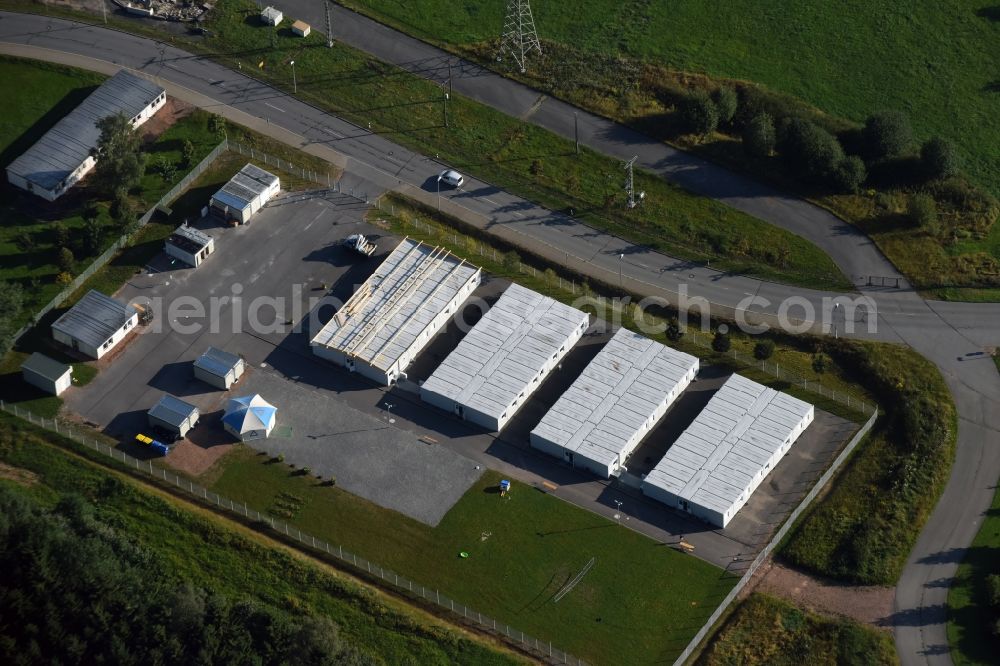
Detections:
529,159,543,176
742,112,776,158
52,222,70,248
863,110,912,161
15,231,35,252
986,574,1000,607
908,193,938,229
502,251,520,273
678,90,719,137
812,353,828,374
57,247,75,274
666,320,684,342
55,271,73,286
713,87,738,126
920,137,960,180
754,339,775,360
209,114,226,137
182,139,196,167
712,330,731,353
832,155,868,193
777,117,845,185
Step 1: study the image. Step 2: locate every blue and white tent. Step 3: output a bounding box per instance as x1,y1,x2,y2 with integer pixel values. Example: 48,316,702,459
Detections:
223,394,276,441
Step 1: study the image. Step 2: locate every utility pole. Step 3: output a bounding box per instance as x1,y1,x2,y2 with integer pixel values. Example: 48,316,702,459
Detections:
574,112,579,154
498,0,543,73
325,0,334,48
290,60,297,94
623,156,644,209
443,92,449,128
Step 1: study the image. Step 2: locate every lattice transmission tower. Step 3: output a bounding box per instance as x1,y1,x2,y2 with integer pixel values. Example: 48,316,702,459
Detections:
498,0,543,73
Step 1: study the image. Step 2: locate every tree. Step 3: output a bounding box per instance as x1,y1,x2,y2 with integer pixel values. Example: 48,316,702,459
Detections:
713,87,738,126
0,281,24,356
82,214,104,255
920,137,960,180
832,155,868,193
908,193,938,230
181,139,196,168
862,110,912,161
111,191,137,234
712,330,731,353
777,117,845,185
812,353,828,374
57,247,75,274
678,90,719,137
52,222,70,248
754,339,775,360
93,112,146,196
743,112,776,158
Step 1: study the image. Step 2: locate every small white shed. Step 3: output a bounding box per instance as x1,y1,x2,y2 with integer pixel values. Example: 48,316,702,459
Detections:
292,20,310,37
147,394,200,439
261,6,283,25
21,353,73,396
193,347,245,390
209,163,280,224
165,224,214,268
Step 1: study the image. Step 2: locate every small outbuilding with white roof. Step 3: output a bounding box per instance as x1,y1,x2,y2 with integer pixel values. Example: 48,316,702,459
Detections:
193,347,246,390
51,290,139,359
420,283,589,432
312,238,481,385
165,224,214,267
530,328,699,479
209,163,279,224
641,373,814,528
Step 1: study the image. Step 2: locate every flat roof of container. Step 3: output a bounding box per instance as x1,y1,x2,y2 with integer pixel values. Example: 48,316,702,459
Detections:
21,352,71,382
194,346,242,377
311,238,480,372
643,374,813,515
212,163,279,211
52,290,138,349
7,70,164,192
148,394,198,427
167,224,212,254
420,283,589,421
531,328,698,468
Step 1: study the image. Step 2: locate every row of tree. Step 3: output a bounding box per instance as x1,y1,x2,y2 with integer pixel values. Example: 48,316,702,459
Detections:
677,88,960,194
0,486,378,665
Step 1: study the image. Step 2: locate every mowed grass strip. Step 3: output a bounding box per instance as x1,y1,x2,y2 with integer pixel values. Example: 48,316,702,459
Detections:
0,413,524,666
194,0,847,290
948,481,1000,665
209,451,735,665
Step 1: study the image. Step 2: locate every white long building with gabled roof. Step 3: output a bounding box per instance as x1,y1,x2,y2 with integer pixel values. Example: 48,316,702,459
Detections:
530,328,699,478
311,238,481,385
420,283,589,432
641,373,814,528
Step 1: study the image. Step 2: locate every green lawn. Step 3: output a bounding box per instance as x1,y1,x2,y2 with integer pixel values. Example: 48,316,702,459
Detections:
948,481,1000,664
208,450,734,665
0,412,523,665
696,593,898,665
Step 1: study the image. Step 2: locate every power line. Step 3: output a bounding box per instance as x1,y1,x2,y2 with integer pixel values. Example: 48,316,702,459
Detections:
498,0,542,74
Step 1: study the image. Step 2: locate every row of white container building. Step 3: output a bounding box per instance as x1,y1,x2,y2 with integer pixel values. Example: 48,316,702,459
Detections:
310,238,814,528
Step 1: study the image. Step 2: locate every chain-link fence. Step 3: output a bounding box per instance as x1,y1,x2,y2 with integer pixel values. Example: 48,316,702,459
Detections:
228,141,331,187
0,401,587,665
671,406,878,665
11,139,229,344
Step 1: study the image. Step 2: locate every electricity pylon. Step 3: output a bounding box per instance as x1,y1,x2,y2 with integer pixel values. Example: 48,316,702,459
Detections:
498,0,542,73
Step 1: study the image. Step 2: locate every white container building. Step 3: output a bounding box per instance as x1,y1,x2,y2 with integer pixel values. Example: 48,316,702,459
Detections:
641,373,814,528
261,6,283,25
21,353,73,396
165,224,214,268
6,70,166,201
193,347,246,390
147,394,200,439
52,290,139,360
209,163,279,224
530,328,699,479
311,238,481,386
420,283,589,432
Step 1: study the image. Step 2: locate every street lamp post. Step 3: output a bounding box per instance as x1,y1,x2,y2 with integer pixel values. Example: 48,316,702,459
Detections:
619,253,624,290
290,60,297,94
385,402,394,424
436,176,442,210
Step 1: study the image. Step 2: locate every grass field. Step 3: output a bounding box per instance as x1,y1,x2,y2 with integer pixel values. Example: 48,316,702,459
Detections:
781,340,956,585
948,481,1000,665
696,593,898,665
0,412,524,665
205,451,734,665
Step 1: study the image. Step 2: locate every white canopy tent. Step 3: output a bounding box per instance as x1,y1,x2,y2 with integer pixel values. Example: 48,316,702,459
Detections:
223,394,277,441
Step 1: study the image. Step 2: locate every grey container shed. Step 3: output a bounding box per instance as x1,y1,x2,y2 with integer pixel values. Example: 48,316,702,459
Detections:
147,394,200,439
193,347,245,389
21,353,73,396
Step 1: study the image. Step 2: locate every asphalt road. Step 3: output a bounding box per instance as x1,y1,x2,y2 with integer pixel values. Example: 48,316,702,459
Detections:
1,12,999,664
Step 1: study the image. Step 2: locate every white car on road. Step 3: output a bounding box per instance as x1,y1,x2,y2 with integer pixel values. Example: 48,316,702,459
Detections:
438,169,464,188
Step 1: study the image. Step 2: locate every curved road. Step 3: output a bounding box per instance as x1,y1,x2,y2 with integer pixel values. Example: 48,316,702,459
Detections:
1,12,999,664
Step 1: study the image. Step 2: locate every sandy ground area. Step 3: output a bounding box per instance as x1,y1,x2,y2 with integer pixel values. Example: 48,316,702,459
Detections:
750,559,895,627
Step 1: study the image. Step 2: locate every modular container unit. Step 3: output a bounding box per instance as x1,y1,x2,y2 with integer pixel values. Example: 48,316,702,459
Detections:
420,283,589,432
209,164,279,224
165,224,214,267
147,394,200,439
20,352,73,396
311,238,481,386
193,347,245,390
530,328,699,478
51,290,139,360
641,373,814,528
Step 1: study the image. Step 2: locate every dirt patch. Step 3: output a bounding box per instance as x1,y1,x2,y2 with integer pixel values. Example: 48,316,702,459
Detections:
142,97,196,143
749,560,895,627
164,437,234,477
0,461,39,486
